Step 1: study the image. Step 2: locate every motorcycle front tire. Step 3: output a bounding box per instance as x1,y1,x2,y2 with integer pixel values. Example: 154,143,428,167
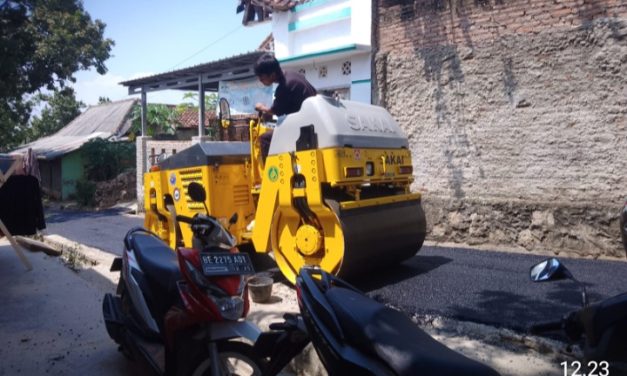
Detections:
179,340,267,376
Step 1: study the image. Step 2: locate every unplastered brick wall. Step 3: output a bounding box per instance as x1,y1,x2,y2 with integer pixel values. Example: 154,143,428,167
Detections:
135,138,193,213
375,0,627,259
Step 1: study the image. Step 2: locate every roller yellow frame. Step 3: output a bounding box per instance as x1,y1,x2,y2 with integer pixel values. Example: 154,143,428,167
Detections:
144,96,426,283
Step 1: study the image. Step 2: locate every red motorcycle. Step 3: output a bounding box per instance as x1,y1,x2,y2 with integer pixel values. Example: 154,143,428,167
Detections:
103,182,265,375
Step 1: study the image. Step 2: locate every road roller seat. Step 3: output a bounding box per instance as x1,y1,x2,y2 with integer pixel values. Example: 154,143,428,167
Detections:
157,142,251,170
268,95,409,156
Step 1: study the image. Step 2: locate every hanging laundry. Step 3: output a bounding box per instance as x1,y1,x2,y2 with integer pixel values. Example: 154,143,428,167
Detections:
0,174,46,236
0,150,46,237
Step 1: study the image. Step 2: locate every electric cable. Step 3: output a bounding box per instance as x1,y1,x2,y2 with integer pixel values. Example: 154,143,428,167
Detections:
169,24,243,70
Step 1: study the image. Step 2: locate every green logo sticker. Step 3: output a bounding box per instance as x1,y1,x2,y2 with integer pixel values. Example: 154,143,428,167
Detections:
268,166,279,182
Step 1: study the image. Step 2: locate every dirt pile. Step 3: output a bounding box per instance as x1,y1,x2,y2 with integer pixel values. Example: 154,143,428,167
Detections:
94,170,136,208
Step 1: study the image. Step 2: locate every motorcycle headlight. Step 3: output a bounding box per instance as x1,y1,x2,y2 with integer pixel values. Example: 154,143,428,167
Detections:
182,260,245,320
214,296,244,321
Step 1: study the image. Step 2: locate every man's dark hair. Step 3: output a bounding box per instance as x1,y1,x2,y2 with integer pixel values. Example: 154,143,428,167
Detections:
254,53,282,76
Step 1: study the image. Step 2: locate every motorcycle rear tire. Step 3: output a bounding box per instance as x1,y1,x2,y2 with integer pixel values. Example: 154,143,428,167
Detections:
114,275,135,361
180,340,267,376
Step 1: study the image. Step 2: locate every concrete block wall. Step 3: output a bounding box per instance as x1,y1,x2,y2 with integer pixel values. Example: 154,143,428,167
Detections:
135,137,193,213
375,0,627,258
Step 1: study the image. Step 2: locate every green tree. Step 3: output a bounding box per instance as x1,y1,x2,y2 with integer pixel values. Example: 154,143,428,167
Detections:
81,138,135,182
28,87,84,140
178,91,218,112
130,104,179,136
0,0,114,152
98,96,111,104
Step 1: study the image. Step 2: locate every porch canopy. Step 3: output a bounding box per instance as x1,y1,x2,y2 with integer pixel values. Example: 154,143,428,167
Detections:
120,50,265,137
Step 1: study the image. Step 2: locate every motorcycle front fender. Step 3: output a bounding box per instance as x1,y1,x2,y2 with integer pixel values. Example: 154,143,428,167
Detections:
209,320,261,343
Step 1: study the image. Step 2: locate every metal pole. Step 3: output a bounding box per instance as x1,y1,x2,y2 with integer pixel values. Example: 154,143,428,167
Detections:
141,89,147,136
198,75,205,138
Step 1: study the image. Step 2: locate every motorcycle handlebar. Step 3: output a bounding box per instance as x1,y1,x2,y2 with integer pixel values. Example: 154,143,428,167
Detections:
269,322,291,331
176,215,194,224
529,320,563,334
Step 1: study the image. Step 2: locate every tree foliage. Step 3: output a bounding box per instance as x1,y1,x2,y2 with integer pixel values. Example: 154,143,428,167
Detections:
0,0,114,151
81,138,135,182
130,104,180,136
178,91,218,112
129,92,219,138
28,87,84,141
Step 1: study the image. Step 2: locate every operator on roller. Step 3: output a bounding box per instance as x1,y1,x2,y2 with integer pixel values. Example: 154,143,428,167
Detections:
254,53,317,161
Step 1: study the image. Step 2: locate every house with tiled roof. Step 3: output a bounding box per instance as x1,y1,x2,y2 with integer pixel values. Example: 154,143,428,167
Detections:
173,107,251,141
174,107,217,139
237,0,372,103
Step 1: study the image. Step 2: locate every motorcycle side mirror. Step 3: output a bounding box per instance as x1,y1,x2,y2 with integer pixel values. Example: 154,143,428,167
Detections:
229,213,238,225
530,257,589,306
187,182,206,203
529,257,573,282
228,212,238,230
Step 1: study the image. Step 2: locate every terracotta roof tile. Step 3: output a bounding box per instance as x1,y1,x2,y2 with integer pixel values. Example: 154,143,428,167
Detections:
177,108,216,128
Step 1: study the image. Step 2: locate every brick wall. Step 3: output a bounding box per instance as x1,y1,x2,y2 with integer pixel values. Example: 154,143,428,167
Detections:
135,137,194,213
375,0,627,258
379,0,627,50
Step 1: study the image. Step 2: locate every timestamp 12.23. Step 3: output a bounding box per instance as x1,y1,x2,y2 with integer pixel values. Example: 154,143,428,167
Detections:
561,360,610,376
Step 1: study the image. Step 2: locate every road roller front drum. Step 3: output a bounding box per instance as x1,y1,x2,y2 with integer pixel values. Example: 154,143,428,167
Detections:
270,196,426,283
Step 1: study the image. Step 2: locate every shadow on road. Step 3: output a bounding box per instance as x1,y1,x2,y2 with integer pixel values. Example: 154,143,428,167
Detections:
44,208,133,223
352,254,453,292
449,280,606,333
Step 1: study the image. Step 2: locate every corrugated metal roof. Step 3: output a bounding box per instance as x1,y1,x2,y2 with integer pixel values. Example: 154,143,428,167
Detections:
56,99,136,136
11,99,137,160
120,51,264,92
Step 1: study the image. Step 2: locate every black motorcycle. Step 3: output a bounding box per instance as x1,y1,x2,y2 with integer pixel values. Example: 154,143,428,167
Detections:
256,267,500,376
529,258,627,375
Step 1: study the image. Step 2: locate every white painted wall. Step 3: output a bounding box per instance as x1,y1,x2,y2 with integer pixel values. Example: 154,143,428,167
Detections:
350,0,372,46
294,59,349,90
268,0,372,103
273,0,356,59
350,53,370,81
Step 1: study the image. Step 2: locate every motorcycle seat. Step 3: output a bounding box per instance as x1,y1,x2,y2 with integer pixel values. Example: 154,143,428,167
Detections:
325,286,499,376
128,231,181,299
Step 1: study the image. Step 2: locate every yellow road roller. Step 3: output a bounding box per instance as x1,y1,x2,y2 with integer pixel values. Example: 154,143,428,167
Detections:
143,95,426,283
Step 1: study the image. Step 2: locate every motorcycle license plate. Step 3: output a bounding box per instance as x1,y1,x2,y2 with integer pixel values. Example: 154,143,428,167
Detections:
200,252,255,276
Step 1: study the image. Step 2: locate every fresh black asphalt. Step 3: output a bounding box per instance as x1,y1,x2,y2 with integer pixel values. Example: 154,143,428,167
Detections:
44,207,627,333
45,208,143,255
352,246,627,332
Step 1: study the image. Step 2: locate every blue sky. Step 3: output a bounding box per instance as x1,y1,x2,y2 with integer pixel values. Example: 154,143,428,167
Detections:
73,1,271,106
